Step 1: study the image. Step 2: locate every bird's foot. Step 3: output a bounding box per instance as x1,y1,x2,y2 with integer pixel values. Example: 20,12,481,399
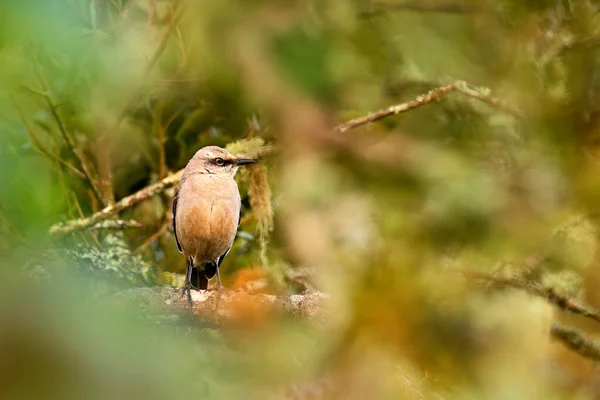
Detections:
180,283,193,305
210,282,224,312
206,284,227,293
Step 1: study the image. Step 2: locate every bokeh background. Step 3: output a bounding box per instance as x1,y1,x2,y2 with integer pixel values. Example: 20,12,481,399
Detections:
2,0,600,398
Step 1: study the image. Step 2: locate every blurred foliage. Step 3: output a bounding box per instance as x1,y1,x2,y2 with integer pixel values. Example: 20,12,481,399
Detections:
3,0,600,398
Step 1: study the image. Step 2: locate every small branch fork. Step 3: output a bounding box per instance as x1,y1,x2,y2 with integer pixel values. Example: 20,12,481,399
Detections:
48,80,518,236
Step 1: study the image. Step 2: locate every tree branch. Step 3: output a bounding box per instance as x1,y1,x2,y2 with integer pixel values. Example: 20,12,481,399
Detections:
335,80,520,133
551,323,600,362
86,219,143,231
134,217,169,255
360,1,486,17
109,287,328,325
49,170,183,236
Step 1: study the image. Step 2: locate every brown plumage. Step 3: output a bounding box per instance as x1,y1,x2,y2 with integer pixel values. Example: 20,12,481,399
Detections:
172,146,256,302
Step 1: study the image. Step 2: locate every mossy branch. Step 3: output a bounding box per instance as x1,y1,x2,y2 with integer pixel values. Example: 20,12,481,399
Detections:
109,287,329,326
50,171,183,236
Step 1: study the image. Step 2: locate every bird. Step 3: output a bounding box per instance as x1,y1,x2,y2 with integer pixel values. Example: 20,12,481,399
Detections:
172,146,256,303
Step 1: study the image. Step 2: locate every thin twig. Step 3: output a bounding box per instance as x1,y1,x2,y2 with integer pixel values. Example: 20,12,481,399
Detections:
134,218,168,254
551,323,600,362
10,96,86,180
72,190,100,248
154,105,168,179
94,132,115,205
69,192,92,248
115,2,187,124
453,81,521,116
0,204,31,247
153,103,181,179
32,64,105,205
175,25,190,70
20,84,50,98
464,271,600,325
335,82,457,133
335,80,520,133
361,1,486,17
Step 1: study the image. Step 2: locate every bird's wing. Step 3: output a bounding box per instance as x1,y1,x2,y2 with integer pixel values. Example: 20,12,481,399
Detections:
214,202,241,269
216,246,231,268
172,188,183,253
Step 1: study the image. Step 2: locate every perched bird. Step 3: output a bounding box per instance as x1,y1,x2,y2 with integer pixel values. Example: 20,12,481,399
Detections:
172,146,256,302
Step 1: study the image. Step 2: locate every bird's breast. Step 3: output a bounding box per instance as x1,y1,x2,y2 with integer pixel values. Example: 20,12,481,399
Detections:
175,176,241,265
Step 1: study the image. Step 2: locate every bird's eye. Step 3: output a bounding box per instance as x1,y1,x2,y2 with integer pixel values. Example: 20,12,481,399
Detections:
215,157,225,166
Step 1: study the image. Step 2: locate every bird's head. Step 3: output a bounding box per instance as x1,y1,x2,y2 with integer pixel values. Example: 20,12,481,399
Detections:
188,146,256,177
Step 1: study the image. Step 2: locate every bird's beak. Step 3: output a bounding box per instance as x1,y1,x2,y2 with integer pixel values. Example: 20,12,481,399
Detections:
234,158,257,166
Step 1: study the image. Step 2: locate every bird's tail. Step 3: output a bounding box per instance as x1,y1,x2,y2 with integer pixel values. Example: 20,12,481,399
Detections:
190,267,209,290
204,261,218,280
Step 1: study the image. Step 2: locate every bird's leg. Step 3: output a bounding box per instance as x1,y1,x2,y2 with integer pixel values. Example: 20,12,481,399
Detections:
216,266,222,291
212,267,223,311
181,260,193,305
